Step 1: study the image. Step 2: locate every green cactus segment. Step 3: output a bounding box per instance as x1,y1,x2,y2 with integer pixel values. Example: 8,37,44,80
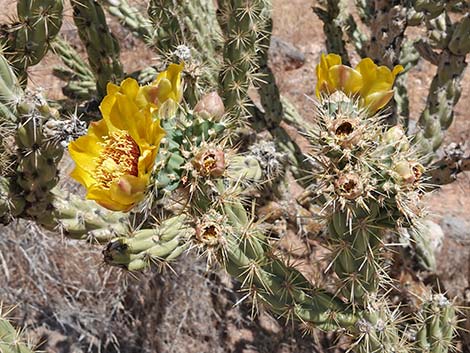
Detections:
414,294,458,353
366,2,407,69
407,221,437,272
354,0,374,24
247,12,312,185
395,40,421,129
0,310,35,353
0,177,26,223
0,53,21,176
412,0,446,20
413,10,470,162
0,55,65,224
254,15,283,129
0,0,63,84
152,113,226,201
148,0,221,61
197,199,357,331
280,96,314,134
147,0,183,53
0,51,23,108
102,0,152,43
147,0,221,106
71,0,123,98
308,93,425,305
37,190,128,244
328,208,386,303
313,0,350,65
217,0,267,124
354,299,408,353
51,36,96,99
103,214,193,271
14,100,63,223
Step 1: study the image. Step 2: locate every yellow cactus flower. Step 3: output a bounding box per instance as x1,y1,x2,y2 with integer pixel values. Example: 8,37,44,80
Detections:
69,78,166,212
139,62,184,112
315,53,404,114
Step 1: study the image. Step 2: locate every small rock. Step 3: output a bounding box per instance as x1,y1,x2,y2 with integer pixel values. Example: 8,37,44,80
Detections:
269,37,305,71
440,216,470,243
257,311,281,334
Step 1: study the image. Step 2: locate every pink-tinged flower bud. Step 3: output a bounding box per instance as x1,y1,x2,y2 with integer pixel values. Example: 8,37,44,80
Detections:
193,92,225,121
192,147,226,177
334,172,363,200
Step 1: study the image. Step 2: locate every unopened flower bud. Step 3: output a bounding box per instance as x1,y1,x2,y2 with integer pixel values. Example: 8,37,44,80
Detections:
384,126,409,151
334,172,363,200
394,160,417,184
384,126,404,143
192,147,226,177
194,92,225,121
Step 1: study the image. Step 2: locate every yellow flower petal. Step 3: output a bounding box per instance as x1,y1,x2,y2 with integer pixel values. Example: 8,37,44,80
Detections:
87,186,130,212
152,62,184,106
392,65,404,77
316,55,403,114
363,90,395,113
70,165,96,189
120,78,139,100
316,53,342,96
328,65,363,95
106,82,120,95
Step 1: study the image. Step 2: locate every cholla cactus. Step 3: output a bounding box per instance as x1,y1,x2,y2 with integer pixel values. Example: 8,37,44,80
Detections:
0,1,466,352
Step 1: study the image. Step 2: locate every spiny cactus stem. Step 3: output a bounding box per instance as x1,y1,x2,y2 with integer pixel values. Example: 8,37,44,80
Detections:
313,0,350,65
51,36,94,81
414,12,470,162
71,0,123,98
0,0,64,83
280,96,314,134
102,0,153,43
217,0,266,123
214,200,358,330
103,215,193,271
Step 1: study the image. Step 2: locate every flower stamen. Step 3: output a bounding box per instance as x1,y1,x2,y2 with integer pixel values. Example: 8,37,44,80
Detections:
95,130,140,189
